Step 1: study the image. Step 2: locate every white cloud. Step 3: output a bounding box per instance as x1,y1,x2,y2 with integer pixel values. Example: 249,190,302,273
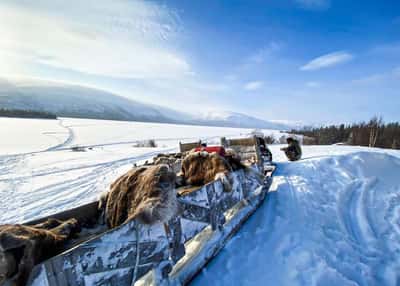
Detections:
352,74,386,85
352,67,400,85
0,0,190,79
0,0,235,114
300,51,353,71
306,81,321,88
225,74,238,81
247,42,282,64
393,66,400,77
295,0,330,10
370,42,400,55
244,81,264,91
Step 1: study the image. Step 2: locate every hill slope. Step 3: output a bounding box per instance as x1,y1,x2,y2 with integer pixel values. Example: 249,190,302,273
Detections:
0,82,182,123
0,79,291,130
197,111,290,130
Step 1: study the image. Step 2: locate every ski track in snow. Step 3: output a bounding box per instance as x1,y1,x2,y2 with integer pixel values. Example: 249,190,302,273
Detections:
45,118,75,151
0,148,175,223
193,151,400,286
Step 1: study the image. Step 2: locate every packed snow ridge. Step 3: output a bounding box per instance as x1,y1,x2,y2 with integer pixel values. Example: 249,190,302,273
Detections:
193,150,400,286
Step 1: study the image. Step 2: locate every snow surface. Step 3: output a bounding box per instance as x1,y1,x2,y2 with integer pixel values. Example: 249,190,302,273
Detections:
192,147,400,286
0,117,399,286
57,117,260,148
0,117,68,155
0,117,274,223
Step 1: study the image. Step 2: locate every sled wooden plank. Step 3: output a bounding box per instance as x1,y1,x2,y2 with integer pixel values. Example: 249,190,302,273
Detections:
164,218,186,263
28,242,167,286
24,201,100,226
218,170,245,212
179,203,210,223
224,137,257,147
179,141,201,153
205,181,226,231
177,185,204,197
27,220,171,286
178,181,226,230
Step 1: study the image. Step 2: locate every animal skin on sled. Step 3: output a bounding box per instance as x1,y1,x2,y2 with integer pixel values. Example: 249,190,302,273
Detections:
0,218,80,286
153,153,182,165
102,164,178,228
181,151,236,191
224,148,247,171
153,154,183,174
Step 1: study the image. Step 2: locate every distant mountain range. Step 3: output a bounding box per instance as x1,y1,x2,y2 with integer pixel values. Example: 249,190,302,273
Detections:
0,79,292,130
194,111,290,130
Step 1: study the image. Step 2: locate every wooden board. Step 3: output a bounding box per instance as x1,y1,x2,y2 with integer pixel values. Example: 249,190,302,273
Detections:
179,141,201,153
27,221,172,286
24,201,100,226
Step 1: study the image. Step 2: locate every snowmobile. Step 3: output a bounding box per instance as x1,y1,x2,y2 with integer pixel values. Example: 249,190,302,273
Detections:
3,136,275,286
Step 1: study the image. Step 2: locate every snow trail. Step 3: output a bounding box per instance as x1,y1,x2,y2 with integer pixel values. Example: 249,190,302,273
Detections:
45,118,75,151
192,151,400,286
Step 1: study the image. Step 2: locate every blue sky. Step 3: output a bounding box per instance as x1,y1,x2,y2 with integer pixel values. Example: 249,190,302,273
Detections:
1,0,399,124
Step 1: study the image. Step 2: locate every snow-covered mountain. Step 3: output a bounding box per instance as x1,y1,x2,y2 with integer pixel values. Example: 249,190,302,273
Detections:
0,80,187,123
0,79,292,130
197,111,291,130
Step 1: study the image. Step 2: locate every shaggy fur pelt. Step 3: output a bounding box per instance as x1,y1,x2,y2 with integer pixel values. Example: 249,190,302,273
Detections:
224,148,246,171
181,151,233,191
103,164,177,228
0,218,80,286
154,156,176,165
153,153,182,165
153,154,182,174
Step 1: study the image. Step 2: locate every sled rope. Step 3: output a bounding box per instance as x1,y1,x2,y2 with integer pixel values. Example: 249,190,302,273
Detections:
131,223,141,286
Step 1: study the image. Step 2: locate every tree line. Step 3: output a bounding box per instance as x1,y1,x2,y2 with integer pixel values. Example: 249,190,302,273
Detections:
292,117,400,149
0,108,57,119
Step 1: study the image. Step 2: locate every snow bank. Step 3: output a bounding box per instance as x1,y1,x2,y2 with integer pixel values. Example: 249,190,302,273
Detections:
192,151,400,286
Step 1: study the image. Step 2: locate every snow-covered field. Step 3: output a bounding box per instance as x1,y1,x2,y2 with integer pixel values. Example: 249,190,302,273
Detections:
0,117,399,285
0,117,69,155
0,117,275,223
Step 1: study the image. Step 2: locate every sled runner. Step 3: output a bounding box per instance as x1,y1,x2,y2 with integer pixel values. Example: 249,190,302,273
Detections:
2,136,275,286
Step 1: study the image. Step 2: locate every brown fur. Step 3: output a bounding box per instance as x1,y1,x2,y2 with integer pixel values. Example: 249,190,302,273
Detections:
154,156,177,166
224,148,246,171
181,151,233,189
30,218,63,230
153,155,182,174
104,164,177,228
0,218,80,286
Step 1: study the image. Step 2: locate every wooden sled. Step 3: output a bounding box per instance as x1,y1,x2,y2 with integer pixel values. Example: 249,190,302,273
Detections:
3,136,276,286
